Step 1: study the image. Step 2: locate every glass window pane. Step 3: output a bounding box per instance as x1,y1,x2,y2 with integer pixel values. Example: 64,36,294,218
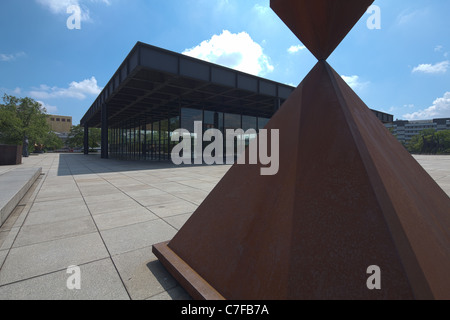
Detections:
160,119,169,160
224,113,241,130
181,108,203,132
204,111,214,130
242,116,257,131
170,116,180,132
242,116,257,145
258,117,270,131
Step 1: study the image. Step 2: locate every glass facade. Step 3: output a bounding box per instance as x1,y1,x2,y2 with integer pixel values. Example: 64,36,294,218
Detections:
109,115,180,161
258,117,270,131
242,115,258,147
108,107,270,163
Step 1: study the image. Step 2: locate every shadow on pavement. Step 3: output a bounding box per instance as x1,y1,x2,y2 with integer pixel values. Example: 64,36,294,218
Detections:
57,153,225,177
146,260,192,300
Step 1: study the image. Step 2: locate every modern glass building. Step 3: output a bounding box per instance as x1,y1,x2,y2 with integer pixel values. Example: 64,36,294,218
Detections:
385,118,450,143
80,42,393,162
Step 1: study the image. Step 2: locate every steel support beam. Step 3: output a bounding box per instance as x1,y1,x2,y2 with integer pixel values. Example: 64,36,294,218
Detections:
101,103,109,159
84,123,89,155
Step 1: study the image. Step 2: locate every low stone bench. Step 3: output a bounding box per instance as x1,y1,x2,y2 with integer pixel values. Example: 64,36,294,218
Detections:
0,167,42,227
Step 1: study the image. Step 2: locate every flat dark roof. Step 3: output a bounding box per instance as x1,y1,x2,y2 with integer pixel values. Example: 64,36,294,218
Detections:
81,41,393,128
81,42,296,128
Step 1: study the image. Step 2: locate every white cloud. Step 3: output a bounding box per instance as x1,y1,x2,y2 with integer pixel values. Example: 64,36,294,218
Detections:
37,100,59,114
403,92,450,120
35,0,110,21
36,0,78,14
397,10,419,25
183,30,274,77
30,77,102,100
251,3,279,29
341,75,368,90
287,45,306,54
0,87,23,97
434,45,444,52
388,104,415,115
216,0,230,10
253,4,271,16
396,8,429,26
412,61,449,74
0,52,26,62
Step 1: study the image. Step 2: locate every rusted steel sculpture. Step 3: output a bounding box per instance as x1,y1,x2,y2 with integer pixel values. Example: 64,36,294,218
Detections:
153,0,450,300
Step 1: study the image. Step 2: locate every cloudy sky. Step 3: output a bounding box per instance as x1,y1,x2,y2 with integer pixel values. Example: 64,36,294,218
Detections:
1,0,449,125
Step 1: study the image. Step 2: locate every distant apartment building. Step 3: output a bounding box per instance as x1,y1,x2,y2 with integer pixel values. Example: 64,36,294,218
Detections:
47,115,73,146
47,115,73,134
385,118,450,144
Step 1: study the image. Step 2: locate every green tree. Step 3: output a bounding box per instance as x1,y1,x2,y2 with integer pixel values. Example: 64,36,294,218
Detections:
436,130,450,154
419,129,437,154
43,131,64,151
0,94,50,153
387,127,397,139
0,102,22,144
407,129,450,154
407,134,423,153
66,125,101,150
66,125,84,148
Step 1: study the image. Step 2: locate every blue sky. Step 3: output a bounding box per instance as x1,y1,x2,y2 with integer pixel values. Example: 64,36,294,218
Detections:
1,0,449,125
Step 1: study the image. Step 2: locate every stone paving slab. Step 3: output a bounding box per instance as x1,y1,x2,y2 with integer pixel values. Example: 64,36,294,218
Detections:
0,258,129,300
13,216,97,248
0,232,109,285
100,219,178,256
111,246,185,300
0,227,20,252
0,167,42,226
24,198,90,226
164,212,195,231
0,250,7,268
147,200,198,218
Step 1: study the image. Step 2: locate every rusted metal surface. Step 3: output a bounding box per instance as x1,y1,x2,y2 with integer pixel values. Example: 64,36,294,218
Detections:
152,242,225,300
153,0,450,300
270,0,374,60
0,145,23,165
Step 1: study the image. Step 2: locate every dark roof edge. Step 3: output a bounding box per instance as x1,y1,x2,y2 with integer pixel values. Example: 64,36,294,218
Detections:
81,41,295,126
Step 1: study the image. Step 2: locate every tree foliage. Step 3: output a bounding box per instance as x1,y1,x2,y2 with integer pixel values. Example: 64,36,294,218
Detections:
0,94,71,153
407,129,450,154
43,131,64,151
0,102,22,144
0,94,50,151
66,125,84,148
66,125,101,150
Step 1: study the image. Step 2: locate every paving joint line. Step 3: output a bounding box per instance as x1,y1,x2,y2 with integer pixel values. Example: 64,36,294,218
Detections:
62,155,133,300
0,155,55,277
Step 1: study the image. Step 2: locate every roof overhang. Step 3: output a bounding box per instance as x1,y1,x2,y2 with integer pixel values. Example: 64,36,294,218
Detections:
81,42,295,128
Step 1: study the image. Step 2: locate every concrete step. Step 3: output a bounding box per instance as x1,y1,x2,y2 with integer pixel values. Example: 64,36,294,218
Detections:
0,167,42,227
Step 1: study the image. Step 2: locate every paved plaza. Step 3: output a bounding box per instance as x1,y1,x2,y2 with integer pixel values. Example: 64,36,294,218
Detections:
0,153,449,300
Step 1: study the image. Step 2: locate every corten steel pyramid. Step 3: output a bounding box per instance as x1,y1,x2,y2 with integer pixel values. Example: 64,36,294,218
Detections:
153,0,450,300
